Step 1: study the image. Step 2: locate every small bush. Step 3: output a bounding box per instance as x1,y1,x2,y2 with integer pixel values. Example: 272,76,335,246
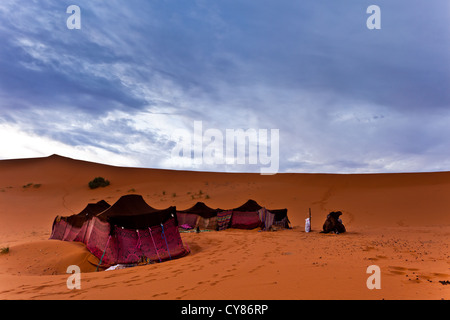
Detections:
88,177,110,189
22,183,41,189
1,247,9,254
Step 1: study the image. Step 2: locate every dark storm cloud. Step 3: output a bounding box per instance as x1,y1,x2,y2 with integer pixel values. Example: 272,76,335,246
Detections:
0,0,448,172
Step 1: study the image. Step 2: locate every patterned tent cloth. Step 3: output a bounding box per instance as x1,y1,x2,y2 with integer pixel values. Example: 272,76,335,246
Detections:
50,200,111,243
50,195,189,267
216,210,233,230
176,202,221,230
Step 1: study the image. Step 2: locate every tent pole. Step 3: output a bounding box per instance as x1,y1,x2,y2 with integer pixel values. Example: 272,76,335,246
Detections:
82,219,90,244
62,219,68,240
309,208,312,231
96,235,111,272
160,223,172,260
148,227,162,263
135,230,142,250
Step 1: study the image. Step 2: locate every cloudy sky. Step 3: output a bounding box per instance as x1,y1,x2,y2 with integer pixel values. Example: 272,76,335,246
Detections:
0,0,449,173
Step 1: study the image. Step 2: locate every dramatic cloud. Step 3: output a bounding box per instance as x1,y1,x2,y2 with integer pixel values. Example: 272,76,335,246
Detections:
0,0,449,173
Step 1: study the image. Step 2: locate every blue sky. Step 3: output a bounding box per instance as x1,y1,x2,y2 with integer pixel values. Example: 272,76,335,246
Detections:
0,0,449,173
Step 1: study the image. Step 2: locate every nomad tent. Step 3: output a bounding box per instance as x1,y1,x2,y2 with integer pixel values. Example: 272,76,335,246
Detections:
229,199,290,230
230,199,263,229
50,200,111,243
84,194,189,267
176,202,221,230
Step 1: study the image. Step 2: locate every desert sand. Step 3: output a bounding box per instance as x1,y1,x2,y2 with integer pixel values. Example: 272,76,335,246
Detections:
0,154,449,300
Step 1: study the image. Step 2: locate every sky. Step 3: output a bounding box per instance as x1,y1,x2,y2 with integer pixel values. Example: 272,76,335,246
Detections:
0,0,449,173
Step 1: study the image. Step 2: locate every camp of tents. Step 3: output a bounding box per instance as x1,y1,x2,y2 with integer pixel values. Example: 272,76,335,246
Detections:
50,195,290,269
176,199,290,232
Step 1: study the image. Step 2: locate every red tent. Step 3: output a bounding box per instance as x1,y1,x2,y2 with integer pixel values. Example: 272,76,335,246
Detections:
176,202,221,230
229,199,290,230
50,195,189,268
84,194,189,267
230,199,264,229
50,200,111,243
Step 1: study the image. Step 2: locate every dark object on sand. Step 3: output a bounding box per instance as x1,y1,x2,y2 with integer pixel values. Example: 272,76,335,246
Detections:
321,211,346,234
88,177,110,189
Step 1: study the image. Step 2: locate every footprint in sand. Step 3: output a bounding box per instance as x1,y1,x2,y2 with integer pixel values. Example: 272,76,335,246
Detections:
388,266,409,275
152,292,168,298
249,265,264,273
210,258,226,264
387,266,443,284
367,255,388,261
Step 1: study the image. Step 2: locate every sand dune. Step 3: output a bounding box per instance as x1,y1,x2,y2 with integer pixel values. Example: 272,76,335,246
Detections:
0,240,98,276
0,155,449,300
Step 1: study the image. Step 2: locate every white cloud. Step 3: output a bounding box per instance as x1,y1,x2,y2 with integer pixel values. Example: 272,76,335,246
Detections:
0,123,139,167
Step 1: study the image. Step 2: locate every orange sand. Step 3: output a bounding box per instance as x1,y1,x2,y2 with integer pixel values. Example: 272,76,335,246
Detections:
0,155,449,300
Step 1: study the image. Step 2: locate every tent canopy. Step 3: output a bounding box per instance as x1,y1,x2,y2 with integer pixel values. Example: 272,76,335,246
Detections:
62,200,110,228
51,194,189,266
96,194,156,219
232,199,288,219
96,194,177,232
230,199,290,230
232,199,262,212
87,194,188,265
269,208,288,222
50,199,111,241
177,201,221,219
176,202,221,230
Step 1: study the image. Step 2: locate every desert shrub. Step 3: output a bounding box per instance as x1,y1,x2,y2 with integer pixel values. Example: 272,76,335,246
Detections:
1,247,9,254
22,183,41,189
88,177,110,189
